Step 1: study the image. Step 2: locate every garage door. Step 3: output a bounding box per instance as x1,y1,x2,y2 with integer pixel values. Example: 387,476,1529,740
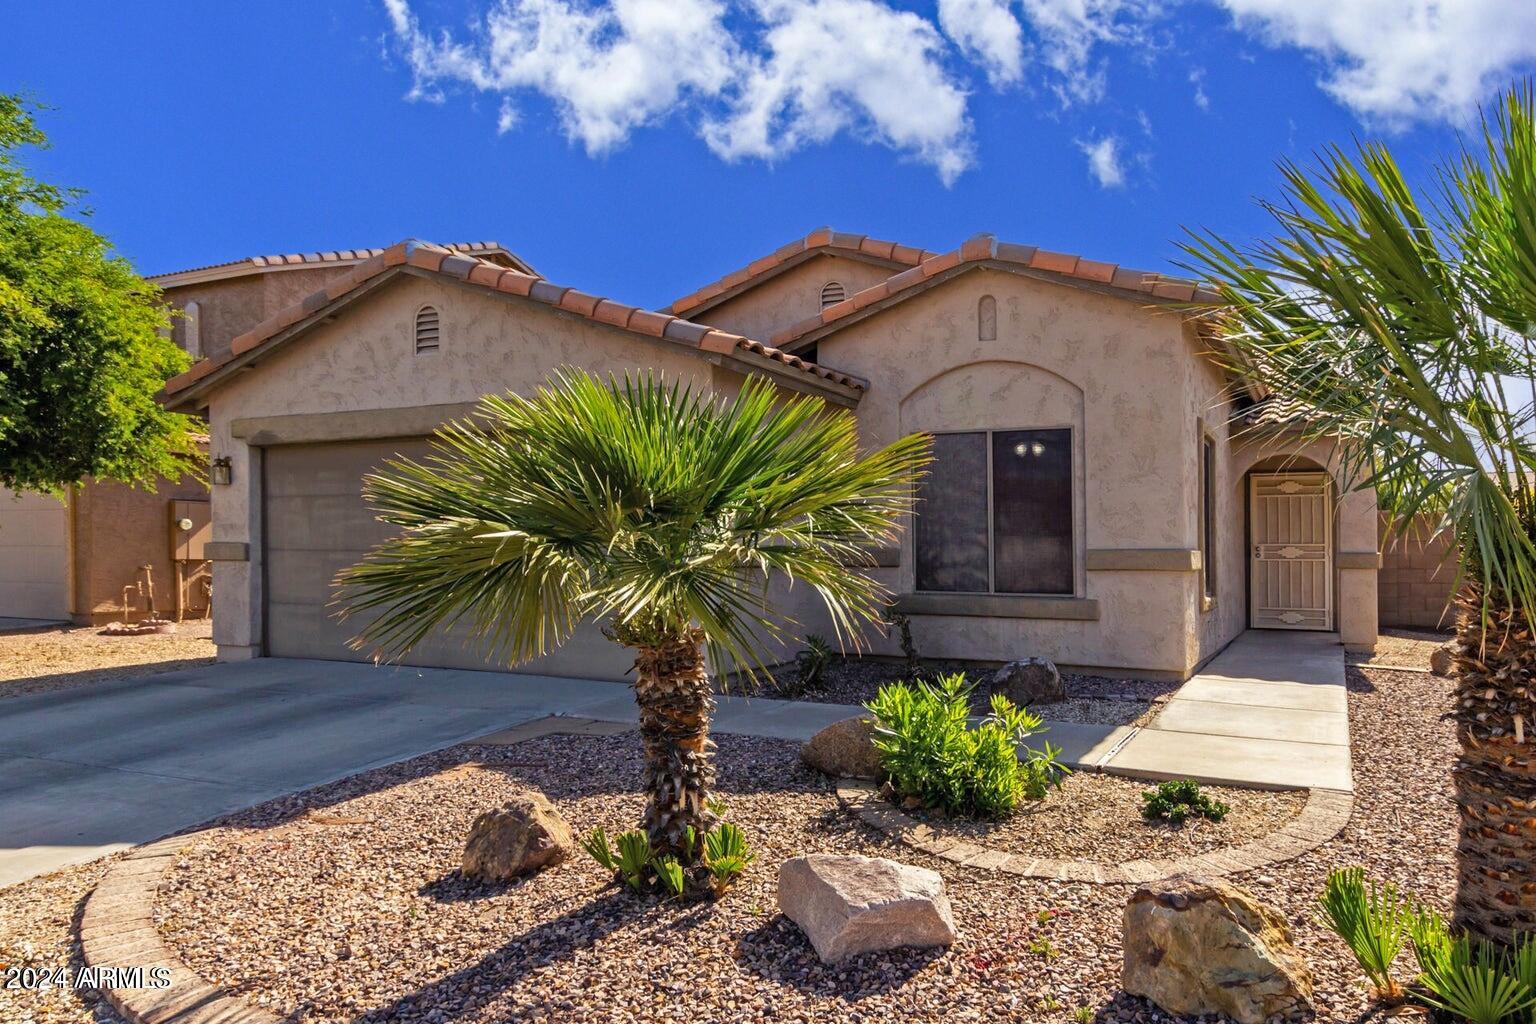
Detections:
263,440,633,680
0,491,70,621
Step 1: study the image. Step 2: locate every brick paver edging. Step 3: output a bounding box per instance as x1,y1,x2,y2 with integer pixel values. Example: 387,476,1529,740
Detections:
78,832,280,1024
78,715,621,1024
835,779,1354,884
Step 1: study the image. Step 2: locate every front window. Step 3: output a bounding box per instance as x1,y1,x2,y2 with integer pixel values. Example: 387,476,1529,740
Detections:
1201,435,1216,599
915,428,1074,595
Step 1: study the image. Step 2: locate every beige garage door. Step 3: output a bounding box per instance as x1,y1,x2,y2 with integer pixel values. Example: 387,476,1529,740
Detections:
0,491,70,621
263,440,633,680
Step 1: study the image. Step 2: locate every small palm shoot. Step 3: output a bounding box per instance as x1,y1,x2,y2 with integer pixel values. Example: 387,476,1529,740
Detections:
701,821,756,895
1410,907,1536,1024
1317,867,1411,1001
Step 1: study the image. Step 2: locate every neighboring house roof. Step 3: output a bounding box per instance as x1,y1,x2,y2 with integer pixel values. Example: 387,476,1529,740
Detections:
1241,396,1322,430
159,239,866,412
769,233,1224,351
666,227,939,318
148,241,536,288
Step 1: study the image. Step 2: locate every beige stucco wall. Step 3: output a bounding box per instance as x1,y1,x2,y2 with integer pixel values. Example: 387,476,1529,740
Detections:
165,266,354,363
202,273,759,678
809,267,1210,676
689,254,901,341
71,473,210,624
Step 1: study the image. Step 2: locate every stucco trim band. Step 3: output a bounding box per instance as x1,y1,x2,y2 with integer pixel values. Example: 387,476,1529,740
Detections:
892,593,1100,620
202,542,249,562
232,403,480,446
1085,548,1201,572
1337,550,1382,570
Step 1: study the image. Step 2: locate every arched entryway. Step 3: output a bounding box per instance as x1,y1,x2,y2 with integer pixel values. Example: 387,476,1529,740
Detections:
1244,454,1336,631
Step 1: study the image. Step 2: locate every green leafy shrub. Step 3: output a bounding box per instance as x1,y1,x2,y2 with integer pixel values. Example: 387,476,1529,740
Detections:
1140,779,1230,825
1317,866,1411,1000
865,673,1066,818
1409,905,1536,1024
580,821,756,897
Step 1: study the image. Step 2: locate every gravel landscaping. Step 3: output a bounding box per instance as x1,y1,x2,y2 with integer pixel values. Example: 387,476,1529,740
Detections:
897,774,1306,863
0,621,214,701
0,653,1457,1024
752,654,1175,727
1351,628,1450,669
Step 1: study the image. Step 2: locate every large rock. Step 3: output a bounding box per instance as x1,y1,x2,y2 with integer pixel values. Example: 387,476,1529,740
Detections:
801,716,882,780
988,656,1064,706
461,790,575,882
777,854,957,962
1122,878,1314,1024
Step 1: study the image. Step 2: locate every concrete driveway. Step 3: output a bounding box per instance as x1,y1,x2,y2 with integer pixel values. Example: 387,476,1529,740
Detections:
0,657,865,888
0,659,647,887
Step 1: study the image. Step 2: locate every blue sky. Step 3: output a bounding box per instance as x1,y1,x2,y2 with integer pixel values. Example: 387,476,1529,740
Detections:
4,1,1533,311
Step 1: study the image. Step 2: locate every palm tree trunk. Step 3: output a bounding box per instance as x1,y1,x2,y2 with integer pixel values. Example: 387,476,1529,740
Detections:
632,627,716,860
1450,587,1536,944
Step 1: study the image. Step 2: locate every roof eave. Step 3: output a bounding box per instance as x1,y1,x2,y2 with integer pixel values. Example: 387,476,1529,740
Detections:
669,248,912,319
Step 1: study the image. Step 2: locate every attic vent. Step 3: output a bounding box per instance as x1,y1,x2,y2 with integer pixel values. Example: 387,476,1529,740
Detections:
414,305,440,353
820,281,847,308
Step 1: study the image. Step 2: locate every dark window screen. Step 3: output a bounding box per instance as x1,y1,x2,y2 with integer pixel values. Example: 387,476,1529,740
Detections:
991,429,1073,594
915,432,990,592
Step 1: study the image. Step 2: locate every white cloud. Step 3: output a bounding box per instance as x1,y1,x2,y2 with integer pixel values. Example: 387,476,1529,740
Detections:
937,0,1025,87
1189,66,1210,110
384,0,740,155
1214,0,1536,123
386,0,974,181
1077,134,1126,187
704,0,974,183
1018,0,1156,104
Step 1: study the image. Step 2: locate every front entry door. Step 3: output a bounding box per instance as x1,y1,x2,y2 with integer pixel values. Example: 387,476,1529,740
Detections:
1250,472,1332,630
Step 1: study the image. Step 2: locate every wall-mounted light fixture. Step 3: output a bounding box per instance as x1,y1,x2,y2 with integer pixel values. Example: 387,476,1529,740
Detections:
210,456,233,486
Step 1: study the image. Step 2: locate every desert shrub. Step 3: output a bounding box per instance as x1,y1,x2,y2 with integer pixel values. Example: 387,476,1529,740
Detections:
580,821,755,897
780,634,832,697
1316,867,1536,1020
1140,779,1230,824
1409,905,1536,1024
1317,866,1411,1000
885,610,920,677
866,672,1066,818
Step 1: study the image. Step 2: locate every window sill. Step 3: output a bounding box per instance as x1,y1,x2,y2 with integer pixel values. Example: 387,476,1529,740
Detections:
893,592,1100,621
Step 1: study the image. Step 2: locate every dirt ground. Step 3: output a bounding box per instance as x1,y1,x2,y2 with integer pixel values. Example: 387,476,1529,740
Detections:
0,621,215,701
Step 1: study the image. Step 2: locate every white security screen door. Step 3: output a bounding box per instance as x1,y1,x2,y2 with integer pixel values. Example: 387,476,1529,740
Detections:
1250,472,1332,630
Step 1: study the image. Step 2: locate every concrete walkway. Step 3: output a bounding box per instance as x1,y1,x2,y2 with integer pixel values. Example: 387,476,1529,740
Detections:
1103,631,1352,791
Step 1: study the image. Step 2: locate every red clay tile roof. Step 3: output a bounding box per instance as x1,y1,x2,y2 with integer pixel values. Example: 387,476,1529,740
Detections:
148,241,534,286
769,233,1224,349
666,227,939,317
160,239,866,403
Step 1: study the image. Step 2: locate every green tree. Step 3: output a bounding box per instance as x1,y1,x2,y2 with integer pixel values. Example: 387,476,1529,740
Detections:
336,370,929,880
0,94,200,493
1181,82,1536,944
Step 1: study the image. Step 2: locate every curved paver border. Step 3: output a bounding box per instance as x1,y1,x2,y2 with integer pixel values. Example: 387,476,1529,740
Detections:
79,832,280,1024
836,779,1353,884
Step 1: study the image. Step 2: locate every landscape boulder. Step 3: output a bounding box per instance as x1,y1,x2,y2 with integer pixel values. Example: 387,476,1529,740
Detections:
461,789,575,882
1122,878,1314,1024
988,656,1065,706
777,853,957,962
800,716,883,780
1431,642,1456,677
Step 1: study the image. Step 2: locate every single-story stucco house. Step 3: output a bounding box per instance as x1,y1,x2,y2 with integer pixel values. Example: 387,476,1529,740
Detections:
161,229,1381,682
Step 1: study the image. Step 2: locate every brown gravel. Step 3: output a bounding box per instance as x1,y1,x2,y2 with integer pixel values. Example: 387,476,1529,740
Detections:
1,658,1457,1024
1349,629,1450,670
752,655,1174,727
899,774,1306,863
0,856,126,1024
0,621,214,701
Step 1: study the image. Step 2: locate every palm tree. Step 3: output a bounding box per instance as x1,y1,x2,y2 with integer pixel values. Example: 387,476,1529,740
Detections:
334,369,930,873
1181,82,1536,944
